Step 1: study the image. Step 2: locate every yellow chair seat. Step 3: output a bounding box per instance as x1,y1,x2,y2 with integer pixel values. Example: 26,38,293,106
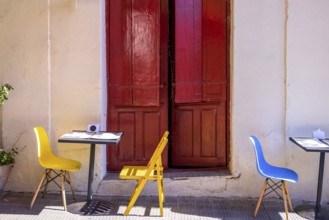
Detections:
40,156,81,172
120,166,161,180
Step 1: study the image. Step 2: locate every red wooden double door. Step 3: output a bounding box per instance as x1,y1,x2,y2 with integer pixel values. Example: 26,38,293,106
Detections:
106,0,229,171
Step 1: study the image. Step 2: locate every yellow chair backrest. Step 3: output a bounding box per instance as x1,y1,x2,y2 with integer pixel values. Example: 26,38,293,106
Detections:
34,126,56,167
147,130,169,168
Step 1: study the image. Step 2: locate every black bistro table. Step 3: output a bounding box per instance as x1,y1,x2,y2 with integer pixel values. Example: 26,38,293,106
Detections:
289,137,329,220
59,131,123,215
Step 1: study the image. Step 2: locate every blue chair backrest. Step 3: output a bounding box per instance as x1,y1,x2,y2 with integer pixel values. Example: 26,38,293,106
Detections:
249,136,270,177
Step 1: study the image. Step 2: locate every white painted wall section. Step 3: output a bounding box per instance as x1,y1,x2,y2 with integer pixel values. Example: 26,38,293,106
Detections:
231,0,287,197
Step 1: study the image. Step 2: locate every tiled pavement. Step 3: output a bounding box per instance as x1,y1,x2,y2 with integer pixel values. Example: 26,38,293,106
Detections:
0,192,310,220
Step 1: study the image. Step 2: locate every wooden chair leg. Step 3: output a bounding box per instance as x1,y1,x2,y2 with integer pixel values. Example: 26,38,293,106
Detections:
124,178,147,216
161,171,165,204
66,171,76,200
30,170,47,209
283,181,294,211
254,179,268,217
128,180,139,202
281,181,289,220
60,170,67,211
157,175,164,216
42,169,51,198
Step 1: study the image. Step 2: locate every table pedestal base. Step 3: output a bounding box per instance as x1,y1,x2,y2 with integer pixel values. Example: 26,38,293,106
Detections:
67,200,112,215
295,205,329,220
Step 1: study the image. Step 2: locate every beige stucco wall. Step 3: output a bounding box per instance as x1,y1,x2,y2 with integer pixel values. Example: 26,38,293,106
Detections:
231,0,287,197
1,0,329,203
286,0,329,201
231,0,329,202
0,0,107,193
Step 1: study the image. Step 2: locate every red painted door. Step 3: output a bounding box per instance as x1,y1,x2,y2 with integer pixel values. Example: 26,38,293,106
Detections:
106,0,228,170
171,0,228,167
106,0,168,170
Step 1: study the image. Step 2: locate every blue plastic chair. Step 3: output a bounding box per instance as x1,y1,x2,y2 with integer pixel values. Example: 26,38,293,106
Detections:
249,136,298,219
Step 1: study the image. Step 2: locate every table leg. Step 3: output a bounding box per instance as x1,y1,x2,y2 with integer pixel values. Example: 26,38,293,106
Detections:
68,143,112,215
316,152,325,210
87,143,96,202
295,152,329,219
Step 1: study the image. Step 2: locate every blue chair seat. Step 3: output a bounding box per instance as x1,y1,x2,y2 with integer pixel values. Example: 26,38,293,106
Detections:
259,163,298,183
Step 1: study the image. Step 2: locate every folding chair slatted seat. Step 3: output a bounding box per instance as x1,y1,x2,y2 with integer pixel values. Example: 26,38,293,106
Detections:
119,131,169,216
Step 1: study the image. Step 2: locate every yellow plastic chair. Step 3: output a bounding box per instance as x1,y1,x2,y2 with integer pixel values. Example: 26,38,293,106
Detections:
30,126,81,211
119,131,169,216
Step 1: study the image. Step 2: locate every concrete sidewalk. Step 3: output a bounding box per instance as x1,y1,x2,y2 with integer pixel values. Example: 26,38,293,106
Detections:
0,192,309,220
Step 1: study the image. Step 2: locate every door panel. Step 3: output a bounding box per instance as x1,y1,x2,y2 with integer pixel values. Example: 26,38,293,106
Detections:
108,0,160,107
107,0,168,171
171,0,228,167
174,0,202,103
202,0,227,102
108,107,167,170
132,0,160,106
172,103,226,167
